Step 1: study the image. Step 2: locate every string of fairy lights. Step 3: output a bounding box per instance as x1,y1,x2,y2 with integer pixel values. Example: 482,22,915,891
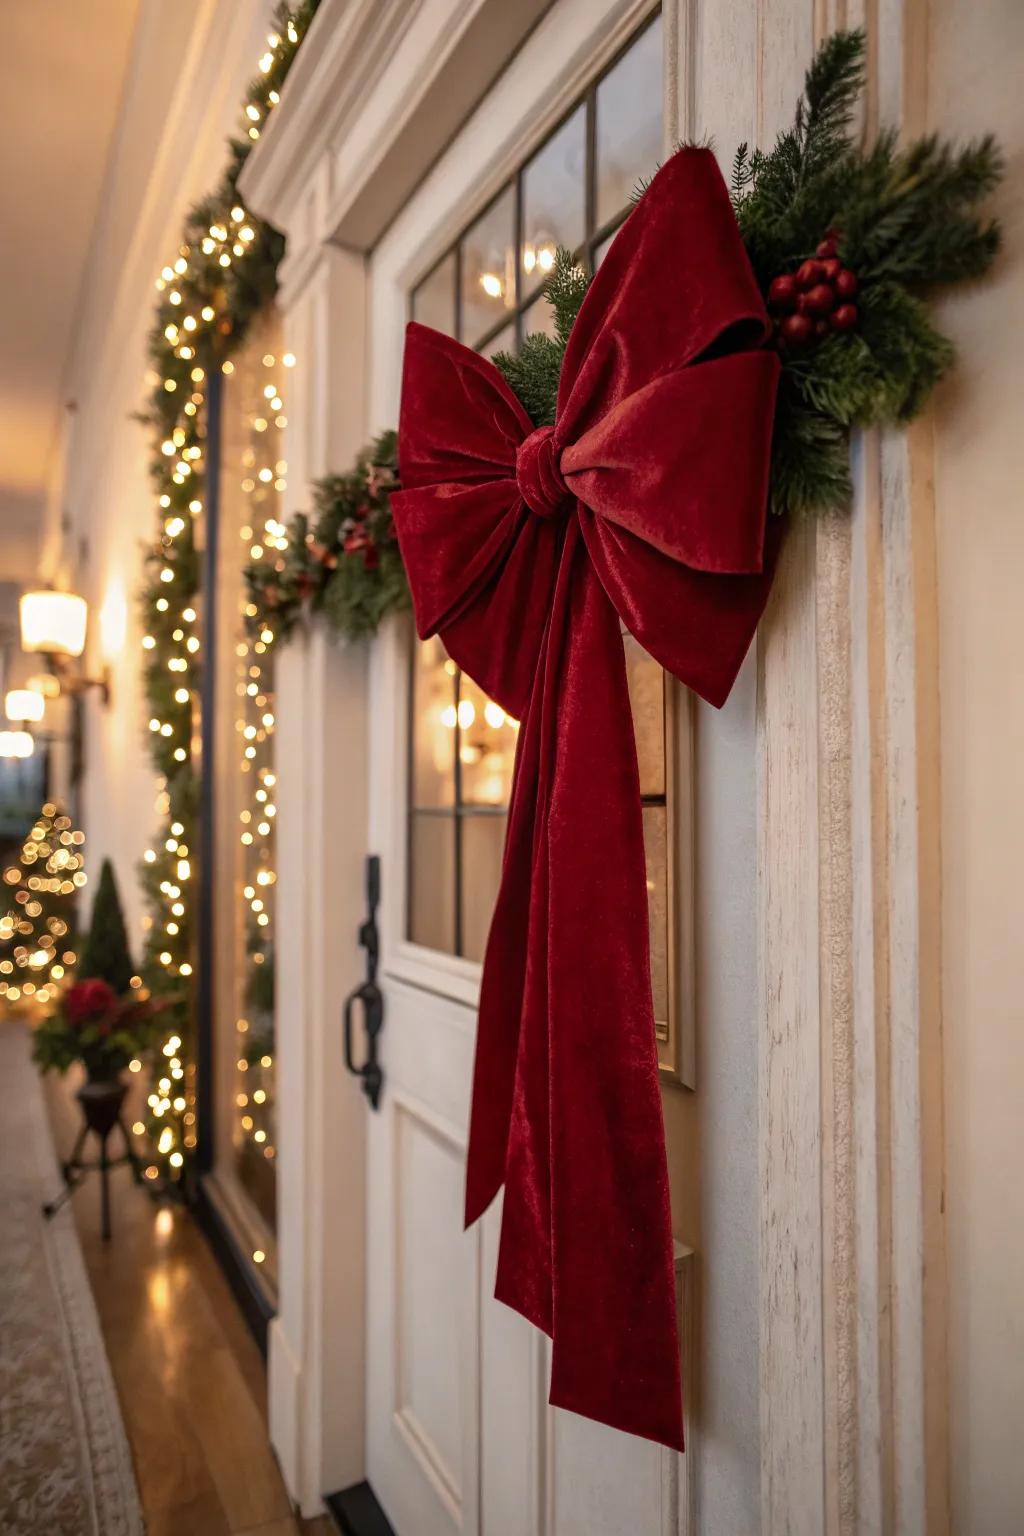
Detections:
0,805,84,1006
231,333,293,1186
137,1,319,1185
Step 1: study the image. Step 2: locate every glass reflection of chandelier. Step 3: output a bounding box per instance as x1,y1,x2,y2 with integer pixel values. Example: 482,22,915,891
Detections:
478,243,516,308
522,237,556,277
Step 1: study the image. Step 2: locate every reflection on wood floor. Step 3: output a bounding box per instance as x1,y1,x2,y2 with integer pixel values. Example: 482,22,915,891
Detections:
43,1067,333,1536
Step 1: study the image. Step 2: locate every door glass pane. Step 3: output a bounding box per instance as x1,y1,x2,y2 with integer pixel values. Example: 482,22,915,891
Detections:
409,814,456,953
412,637,456,808
521,107,586,302
593,225,622,270
522,293,558,340
595,17,664,228
457,674,518,808
412,251,457,335
461,814,507,963
643,804,670,1035
624,632,666,798
460,185,516,346
480,323,516,361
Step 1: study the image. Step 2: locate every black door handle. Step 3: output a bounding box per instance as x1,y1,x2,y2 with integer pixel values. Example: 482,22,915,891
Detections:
342,855,384,1109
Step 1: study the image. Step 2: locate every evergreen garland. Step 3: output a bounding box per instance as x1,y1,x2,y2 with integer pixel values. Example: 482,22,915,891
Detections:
240,261,592,644
137,0,321,1182
243,432,408,643
491,252,590,426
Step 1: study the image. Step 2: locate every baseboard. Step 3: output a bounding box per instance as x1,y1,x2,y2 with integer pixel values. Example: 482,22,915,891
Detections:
325,1482,396,1536
193,1176,275,1352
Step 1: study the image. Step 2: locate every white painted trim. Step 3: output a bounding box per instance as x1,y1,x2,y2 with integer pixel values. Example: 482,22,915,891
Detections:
754,1,950,1531
366,0,661,306
241,0,418,217
265,248,373,1516
240,0,558,264
267,1313,303,1498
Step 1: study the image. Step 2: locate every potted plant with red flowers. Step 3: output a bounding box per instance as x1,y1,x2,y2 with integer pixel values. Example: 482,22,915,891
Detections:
35,860,174,1236
33,861,164,1143
33,976,162,1126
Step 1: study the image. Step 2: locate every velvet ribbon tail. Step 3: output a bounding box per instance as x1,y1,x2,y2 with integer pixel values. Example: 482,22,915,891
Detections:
471,523,684,1452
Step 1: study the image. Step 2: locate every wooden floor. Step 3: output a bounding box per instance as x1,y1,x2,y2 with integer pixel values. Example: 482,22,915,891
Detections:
43,1067,334,1536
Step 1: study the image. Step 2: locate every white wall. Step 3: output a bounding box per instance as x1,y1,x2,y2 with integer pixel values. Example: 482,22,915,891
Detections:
929,1,1024,1529
51,0,281,941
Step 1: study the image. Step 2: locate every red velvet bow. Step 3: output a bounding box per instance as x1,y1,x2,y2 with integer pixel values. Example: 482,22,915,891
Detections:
391,147,780,1452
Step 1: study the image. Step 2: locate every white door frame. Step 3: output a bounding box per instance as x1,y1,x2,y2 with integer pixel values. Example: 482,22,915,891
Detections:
241,0,950,1528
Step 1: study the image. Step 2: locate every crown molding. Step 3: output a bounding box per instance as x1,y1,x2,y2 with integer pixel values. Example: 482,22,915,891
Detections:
238,0,416,236
239,0,553,287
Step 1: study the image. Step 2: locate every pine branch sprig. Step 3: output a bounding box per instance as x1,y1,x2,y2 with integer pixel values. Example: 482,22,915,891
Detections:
725,28,1002,517
492,248,590,426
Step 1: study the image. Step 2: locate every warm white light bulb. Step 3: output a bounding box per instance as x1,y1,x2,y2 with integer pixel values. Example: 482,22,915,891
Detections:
5,689,44,723
19,590,88,657
0,731,34,759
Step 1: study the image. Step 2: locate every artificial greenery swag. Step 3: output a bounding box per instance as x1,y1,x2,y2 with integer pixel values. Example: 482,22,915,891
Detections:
732,29,1000,516
243,29,1000,648
242,432,406,644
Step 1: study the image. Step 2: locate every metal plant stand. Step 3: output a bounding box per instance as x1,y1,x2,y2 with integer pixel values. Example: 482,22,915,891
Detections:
42,1079,143,1241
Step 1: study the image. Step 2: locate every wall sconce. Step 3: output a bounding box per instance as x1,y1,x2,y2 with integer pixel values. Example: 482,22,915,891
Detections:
0,730,35,759
19,590,110,704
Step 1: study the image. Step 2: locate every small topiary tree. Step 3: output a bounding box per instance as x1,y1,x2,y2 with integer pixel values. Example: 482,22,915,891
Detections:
80,859,135,996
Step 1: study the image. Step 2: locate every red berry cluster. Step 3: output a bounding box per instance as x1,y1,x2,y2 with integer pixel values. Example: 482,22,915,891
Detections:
767,231,859,350
342,518,380,571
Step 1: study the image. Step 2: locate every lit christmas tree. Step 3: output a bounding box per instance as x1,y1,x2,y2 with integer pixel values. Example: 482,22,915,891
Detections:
0,801,86,1006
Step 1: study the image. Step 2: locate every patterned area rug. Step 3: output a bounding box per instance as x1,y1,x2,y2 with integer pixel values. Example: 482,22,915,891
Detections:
0,1019,144,1535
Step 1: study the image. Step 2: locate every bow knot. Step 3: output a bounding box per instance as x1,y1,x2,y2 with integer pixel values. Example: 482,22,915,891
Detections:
516,424,572,520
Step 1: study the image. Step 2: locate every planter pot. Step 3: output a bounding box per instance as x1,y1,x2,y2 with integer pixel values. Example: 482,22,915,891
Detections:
43,1074,138,1241
76,1079,128,1138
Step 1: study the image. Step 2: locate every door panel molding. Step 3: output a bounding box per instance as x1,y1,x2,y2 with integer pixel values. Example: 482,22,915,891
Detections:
393,1095,474,1518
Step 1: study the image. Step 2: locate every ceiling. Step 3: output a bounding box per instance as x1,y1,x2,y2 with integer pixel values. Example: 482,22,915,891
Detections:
0,0,141,584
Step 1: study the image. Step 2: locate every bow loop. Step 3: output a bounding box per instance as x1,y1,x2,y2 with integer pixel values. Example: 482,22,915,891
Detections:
516,425,573,520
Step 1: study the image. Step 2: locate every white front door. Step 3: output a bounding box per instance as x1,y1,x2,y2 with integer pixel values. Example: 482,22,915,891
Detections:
358,7,693,1535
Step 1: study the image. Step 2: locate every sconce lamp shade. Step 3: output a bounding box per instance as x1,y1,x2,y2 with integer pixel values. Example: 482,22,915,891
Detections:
19,590,88,657
5,689,45,723
0,730,34,759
